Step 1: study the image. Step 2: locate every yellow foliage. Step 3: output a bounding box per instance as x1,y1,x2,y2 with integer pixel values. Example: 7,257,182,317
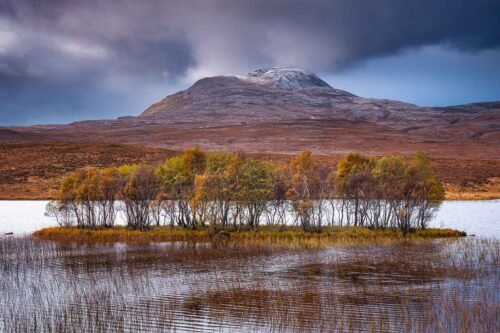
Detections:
33,226,466,246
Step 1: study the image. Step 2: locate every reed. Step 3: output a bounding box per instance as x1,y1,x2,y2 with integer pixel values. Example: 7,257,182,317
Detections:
1,235,496,332
33,226,211,243
33,225,466,246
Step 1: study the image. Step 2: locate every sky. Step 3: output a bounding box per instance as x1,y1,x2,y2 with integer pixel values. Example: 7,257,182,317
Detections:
0,0,499,125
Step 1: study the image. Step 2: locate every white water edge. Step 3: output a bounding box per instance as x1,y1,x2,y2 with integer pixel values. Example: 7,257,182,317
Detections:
0,200,498,238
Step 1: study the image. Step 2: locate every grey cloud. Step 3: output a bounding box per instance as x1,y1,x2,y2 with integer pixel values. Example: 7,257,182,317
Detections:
2,0,499,77
0,0,499,124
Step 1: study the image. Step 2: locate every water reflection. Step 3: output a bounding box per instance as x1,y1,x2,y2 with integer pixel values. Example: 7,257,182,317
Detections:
0,237,498,332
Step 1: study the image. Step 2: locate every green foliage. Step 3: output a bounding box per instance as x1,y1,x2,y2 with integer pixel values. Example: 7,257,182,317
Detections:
238,158,276,227
336,153,376,192
157,148,207,229
335,152,445,231
193,152,243,227
239,158,276,203
158,156,189,197
51,147,445,234
373,155,407,198
410,151,444,203
118,164,140,175
158,147,206,198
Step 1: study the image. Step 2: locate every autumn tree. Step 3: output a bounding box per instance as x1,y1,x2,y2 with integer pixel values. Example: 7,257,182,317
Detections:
193,152,242,228
46,171,84,227
265,166,290,227
314,164,335,227
404,152,444,231
48,166,120,229
238,158,276,227
55,171,85,227
373,152,444,232
75,167,101,229
372,155,407,228
47,148,443,233
119,165,160,230
96,167,120,228
287,150,322,231
158,147,206,229
336,153,376,227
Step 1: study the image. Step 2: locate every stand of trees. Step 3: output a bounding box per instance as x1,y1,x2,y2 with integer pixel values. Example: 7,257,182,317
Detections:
46,148,444,233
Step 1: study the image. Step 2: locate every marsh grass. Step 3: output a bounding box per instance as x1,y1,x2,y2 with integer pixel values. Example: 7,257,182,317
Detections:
33,225,466,247
294,246,477,284
0,235,497,332
180,239,498,332
33,227,210,244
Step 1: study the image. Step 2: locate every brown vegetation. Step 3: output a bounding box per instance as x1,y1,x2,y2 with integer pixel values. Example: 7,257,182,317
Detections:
33,226,466,245
0,142,175,199
0,142,499,200
2,236,496,332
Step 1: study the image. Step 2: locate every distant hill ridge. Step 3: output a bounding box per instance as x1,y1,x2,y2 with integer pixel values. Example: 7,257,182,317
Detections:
1,66,498,159
140,67,498,141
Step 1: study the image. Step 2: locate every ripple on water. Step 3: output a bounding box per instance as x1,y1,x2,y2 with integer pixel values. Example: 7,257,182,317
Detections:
0,237,498,332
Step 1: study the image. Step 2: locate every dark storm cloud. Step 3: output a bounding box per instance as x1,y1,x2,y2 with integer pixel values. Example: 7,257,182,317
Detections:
0,0,499,124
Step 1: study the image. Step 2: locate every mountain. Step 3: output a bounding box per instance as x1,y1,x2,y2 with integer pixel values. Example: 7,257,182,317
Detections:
1,66,499,199
1,67,499,157
241,67,332,90
140,67,499,142
142,67,354,118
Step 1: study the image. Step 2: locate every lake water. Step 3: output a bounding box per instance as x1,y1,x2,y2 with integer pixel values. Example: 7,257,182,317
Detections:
0,200,498,332
0,200,499,238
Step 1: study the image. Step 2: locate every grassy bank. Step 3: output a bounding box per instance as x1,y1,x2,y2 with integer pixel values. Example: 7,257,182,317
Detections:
33,226,466,246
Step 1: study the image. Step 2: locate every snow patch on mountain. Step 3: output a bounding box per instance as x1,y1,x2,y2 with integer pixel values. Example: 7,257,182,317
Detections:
240,67,332,90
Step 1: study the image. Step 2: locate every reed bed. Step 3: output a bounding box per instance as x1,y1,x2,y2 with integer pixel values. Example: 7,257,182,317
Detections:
0,235,497,332
33,226,466,246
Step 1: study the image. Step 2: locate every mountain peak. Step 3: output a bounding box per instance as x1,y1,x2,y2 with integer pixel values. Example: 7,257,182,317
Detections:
240,66,332,90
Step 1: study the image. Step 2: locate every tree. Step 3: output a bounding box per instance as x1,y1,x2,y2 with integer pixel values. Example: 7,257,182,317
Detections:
75,167,101,229
193,152,242,228
408,152,444,230
336,153,376,227
57,171,85,227
373,155,407,229
316,164,334,227
158,147,206,229
238,158,276,227
48,149,443,233
96,167,120,228
50,166,120,229
45,200,75,227
119,165,160,230
288,150,321,231
265,166,290,227
373,152,444,232
150,192,172,227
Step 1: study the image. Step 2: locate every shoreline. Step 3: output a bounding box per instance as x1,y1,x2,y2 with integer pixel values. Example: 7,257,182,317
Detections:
32,226,467,245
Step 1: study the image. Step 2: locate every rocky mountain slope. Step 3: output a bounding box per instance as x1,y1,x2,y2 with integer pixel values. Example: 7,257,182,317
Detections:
141,67,499,142
1,67,499,199
1,67,499,157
